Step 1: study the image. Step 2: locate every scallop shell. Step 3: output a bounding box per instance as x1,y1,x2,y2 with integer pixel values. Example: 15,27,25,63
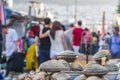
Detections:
74,74,87,80
70,62,83,71
83,62,107,76
51,72,71,80
40,60,71,72
93,50,111,61
86,76,102,80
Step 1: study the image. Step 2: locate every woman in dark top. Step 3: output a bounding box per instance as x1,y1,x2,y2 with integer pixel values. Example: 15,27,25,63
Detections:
39,18,51,64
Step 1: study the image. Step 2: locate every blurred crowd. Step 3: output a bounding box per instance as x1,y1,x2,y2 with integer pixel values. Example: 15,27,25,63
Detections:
0,17,120,79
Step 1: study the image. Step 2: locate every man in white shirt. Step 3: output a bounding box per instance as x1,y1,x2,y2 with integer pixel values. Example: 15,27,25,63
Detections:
2,25,18,78
2,25,18,58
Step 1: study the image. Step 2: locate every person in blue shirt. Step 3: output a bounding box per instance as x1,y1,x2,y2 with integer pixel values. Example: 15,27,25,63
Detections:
109,27,120,59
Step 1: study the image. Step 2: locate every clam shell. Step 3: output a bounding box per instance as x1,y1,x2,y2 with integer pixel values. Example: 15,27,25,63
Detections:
83,62,108,76
33,72,47,80
86,76,102,80
40,60,71,72
74,74,87,80
102,76,108,80
57,50,77,62
51,72,71,80
58,50,77,55
70,62,83,71
93,50,111,61
105,63,119,71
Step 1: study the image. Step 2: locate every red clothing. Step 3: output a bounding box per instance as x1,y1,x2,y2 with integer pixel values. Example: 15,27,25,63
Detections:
72,27,84,46
82,31,92,43
29,31,34,37
30,25,40,35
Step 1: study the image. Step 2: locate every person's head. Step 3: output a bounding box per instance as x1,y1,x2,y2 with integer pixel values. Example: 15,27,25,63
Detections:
113,27,119,35
69,23,74,28
2,25,9,34
78,20,82,26
8,18,15,27
44,18,51,26
85,28,89,31
97,30,101,36
98,30,100,33
107,32,110,35
50,21,62,40
92,32,97,37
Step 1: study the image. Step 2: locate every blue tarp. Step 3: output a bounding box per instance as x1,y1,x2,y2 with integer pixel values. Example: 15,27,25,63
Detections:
4,8,21,19
4,8,12,19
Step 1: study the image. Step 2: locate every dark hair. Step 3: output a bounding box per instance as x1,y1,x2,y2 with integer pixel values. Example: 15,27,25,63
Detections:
113,27,119,31
92,32,97,37
61,24,66,31
98,30,100,33
78,20,82,26
50,21,62,40
85,28,89,31
44,18,51,25
69,23,74,27
2,25,8,29
107,32,110,35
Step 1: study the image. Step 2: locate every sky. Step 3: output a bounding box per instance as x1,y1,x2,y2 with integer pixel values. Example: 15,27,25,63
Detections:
14,0,118,5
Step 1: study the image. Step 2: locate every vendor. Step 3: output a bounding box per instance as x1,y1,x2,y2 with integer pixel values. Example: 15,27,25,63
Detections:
109,27,120,59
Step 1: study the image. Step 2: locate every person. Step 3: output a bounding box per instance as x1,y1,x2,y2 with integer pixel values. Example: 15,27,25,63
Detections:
105,32,110,44
96,30,101,46
2,25,18,79
99,37,106,50
80,28,92,54
82,28,92,43
39,18,51,64
25,24,39,70
64,23,74,50
40,21,67,59
26,23,40,47
61,24,66,31
92,32,99,54
92,32,98,45
26,43,38,70
2,25,18,59
72,20,84,53
27,30,36,47
97,31,101,38
109,27,120,59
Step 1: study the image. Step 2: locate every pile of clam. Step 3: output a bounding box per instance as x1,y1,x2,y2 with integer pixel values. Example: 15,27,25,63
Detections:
93,50,119,72
75,50,119,80
17,50,83,80
57,50,83,71
17,50,119,80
